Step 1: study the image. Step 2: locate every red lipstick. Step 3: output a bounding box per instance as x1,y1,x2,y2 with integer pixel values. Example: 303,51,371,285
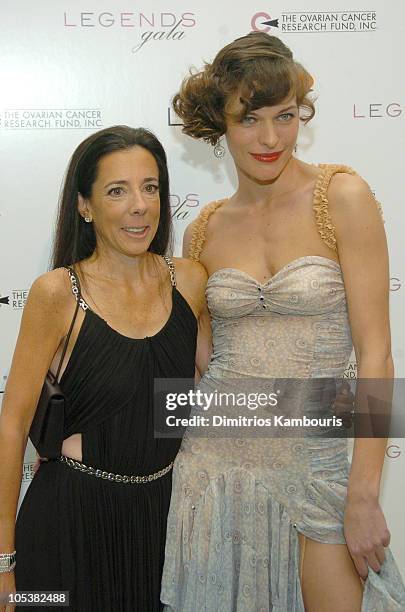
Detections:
250,151,282,163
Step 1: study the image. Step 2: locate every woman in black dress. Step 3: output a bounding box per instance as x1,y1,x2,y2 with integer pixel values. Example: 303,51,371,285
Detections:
0,126,207,611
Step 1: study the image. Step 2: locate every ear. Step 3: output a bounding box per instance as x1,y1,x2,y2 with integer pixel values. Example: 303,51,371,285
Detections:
77,193,92,222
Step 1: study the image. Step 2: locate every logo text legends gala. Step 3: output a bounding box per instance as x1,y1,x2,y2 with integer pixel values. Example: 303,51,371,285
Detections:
63,11,197,52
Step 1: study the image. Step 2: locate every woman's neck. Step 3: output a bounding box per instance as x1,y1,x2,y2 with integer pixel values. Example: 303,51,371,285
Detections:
232,156,306,208
82,248,157,285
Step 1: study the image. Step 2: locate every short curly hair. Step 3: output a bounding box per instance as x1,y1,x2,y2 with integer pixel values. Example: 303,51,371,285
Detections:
173,32,315,146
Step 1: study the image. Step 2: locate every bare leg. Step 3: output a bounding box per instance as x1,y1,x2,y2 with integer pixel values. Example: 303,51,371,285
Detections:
298,532,364,612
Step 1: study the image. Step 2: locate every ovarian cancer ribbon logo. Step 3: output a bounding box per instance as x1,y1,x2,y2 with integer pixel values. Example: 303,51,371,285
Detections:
251,12,279,32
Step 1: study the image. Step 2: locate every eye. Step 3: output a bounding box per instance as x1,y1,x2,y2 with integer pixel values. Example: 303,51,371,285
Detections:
240,115,257,125
108,186,124,196
278,112,295,122
144,184,159,194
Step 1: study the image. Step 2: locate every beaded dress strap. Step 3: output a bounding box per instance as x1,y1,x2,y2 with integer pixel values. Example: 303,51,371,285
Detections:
66,267,90,312
162,256,177,287
188,199,227,262
313,164,383,253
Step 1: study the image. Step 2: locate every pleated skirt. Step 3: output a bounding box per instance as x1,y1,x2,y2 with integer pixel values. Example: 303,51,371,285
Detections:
16,460,172,611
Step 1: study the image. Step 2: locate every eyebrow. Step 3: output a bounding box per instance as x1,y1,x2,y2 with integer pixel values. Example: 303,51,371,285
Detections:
103,177,159,189
244,104,298,117
278,105,298,112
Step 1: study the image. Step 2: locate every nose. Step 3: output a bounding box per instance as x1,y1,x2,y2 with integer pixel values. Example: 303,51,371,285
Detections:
258,120,279,149
129,190,147,215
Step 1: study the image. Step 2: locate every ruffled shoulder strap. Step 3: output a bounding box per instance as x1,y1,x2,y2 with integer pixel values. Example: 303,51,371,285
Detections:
312,163,383,252
188,199,227,261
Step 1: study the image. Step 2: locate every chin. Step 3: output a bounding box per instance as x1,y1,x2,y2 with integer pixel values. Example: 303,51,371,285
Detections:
119,242,151,258
248,167,282,184
253,158,292,182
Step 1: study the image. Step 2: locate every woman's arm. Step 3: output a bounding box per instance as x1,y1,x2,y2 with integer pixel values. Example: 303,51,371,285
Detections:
0,270,71,555
194,303,212,382
182,220,212,379
174,251,211,381
329,173,392,579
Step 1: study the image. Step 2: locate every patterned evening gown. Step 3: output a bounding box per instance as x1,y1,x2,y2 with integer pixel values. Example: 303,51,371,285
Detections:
161,165,405,611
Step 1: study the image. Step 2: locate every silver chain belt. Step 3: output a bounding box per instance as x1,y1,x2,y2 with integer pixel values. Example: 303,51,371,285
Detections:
60,455,173,484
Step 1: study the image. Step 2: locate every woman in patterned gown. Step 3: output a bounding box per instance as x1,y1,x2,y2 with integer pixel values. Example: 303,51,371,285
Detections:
160,33,405,611
0,126,206,611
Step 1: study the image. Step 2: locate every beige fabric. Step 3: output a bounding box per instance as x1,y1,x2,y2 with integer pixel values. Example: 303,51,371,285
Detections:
161,165,403,612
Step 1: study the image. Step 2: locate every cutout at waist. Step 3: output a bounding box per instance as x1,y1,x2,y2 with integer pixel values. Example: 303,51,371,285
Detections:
62,433,82,461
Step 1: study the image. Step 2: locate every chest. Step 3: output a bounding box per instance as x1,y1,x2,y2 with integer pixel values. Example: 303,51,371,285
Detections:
200,200,322,282
84,284,173,339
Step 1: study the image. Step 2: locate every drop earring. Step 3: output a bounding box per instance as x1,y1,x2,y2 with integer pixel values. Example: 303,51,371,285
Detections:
213,141,225,159
84,215,92,223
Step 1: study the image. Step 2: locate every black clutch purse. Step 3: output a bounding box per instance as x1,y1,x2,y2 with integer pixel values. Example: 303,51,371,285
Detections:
29,291,80,459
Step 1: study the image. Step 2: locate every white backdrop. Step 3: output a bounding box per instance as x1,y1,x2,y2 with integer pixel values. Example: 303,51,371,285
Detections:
1,0,404,574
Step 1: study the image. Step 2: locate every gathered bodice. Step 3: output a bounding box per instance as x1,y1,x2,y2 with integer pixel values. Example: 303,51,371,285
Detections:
205,256,352,380
207,256,346,318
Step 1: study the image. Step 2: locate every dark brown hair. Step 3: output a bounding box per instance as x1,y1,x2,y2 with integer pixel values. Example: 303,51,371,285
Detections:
173,32,315,145
52,126,172,269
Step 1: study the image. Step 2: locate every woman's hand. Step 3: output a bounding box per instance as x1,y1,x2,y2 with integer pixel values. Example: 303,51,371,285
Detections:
0,570,16,611
344,493,391,579
333,380,355,426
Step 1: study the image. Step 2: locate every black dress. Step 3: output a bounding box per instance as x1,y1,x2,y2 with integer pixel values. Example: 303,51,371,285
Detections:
15,258,197,611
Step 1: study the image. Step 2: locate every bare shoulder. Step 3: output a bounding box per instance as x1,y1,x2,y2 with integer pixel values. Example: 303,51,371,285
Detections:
173,257,208,286
327,172,376,215
325,170,386,256
173,257,207,316
26,267,73,318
